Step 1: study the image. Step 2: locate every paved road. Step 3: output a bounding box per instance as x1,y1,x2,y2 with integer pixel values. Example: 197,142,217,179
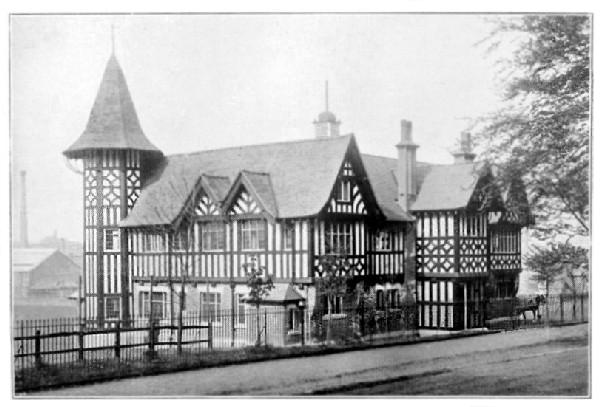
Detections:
29,324,589,397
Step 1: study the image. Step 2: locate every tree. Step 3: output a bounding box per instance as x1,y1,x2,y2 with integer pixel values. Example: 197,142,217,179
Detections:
525,241,589,307
315,254,351,342
244,258,274,347
477,16,590,241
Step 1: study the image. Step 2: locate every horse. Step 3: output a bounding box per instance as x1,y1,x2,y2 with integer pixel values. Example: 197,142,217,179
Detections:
515,295,546,320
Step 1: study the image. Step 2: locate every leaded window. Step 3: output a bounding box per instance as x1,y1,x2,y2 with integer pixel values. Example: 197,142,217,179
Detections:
139,291,167,319
104,229,120,251
200,292,221,322
240,220,266,251
325,222,352,255
202,222,225,251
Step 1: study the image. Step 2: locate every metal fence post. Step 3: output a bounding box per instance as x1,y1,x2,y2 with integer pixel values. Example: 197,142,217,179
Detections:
559,294,564,323
149,320,155,354
177,312,183,355
78,323,85,361
208,319,213,350
300,307,306,347
264,309,268,348
115,321,121,360
580,294,585,322
34,329,41,367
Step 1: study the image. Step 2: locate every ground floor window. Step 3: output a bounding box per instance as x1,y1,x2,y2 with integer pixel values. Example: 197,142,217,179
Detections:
288,308,301,332
322,295,343,314
200,292,221,322
235,293,246,325
139,291,167,319
105,296,120,319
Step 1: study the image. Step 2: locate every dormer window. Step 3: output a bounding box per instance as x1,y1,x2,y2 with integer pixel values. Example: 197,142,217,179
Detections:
338,180,351,202
104,229,120,252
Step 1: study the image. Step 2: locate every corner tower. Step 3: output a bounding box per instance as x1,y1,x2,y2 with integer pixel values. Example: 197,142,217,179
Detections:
64,53,163,324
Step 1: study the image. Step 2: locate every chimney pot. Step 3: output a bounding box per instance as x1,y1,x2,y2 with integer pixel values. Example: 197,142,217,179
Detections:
453,131,476,164
400,120,413,143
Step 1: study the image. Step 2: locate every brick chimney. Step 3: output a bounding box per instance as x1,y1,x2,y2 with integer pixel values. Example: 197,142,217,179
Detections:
19,170,29,247
452,132,476,164
396,120,419,211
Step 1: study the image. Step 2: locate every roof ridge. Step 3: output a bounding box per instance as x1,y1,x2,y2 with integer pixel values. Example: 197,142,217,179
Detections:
201,173,230,180
167,134,353,159
241,169,271,176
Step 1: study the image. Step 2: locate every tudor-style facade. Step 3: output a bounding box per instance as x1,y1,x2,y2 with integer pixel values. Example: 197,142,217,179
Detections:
64,52,530,329
64,53,412,324
409,134,531,330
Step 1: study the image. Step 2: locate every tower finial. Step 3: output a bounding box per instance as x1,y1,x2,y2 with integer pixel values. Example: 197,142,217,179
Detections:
325,80,329,112
111,23,116,55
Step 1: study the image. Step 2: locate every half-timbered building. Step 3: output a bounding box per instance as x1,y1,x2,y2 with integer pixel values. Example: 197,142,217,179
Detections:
64,53,413,325
64,52,530,331
362,125,532,330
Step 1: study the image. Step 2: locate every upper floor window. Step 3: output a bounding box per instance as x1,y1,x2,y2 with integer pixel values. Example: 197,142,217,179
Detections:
104,229,120,252
338,180,352,202
202,222,225,251
283,222,294,250
143,233,163,252
376,230,392,251
241,220,266,251
325,222,353,255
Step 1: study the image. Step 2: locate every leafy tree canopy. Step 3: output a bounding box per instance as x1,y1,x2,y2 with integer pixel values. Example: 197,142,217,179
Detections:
525,241,589,295
477,15,590,240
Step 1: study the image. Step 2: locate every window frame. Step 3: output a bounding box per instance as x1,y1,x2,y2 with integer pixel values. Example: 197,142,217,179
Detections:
139,291,167,319
375,230,392,252
325,222,353,255
283,222,294,251
201,221,225,252
337,180,352,203
200,292,222,323
104,228,120,252
240,219,267,251
105,296,121,320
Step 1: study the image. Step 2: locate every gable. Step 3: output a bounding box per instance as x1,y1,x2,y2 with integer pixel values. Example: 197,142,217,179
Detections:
324,159,368,215
228,186,263,216
195,189,221,216
466,169,505,213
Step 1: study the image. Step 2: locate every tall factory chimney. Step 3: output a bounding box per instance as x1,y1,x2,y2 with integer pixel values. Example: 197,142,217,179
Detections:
19,170,29,247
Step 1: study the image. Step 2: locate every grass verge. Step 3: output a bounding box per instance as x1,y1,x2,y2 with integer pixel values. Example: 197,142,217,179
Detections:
16,329,499,394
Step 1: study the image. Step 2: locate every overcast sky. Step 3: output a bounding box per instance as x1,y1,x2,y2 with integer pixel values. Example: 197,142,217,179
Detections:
10,14,506,243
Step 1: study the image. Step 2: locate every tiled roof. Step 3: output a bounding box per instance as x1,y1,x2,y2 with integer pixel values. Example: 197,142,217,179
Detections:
64,55,161,158
412,162,486,211
361,154,430,217
242,283,305,304
362,153,491,212
239,171,278,218
121,135,403,227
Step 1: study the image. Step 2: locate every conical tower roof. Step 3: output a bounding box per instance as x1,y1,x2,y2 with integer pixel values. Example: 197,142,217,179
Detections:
64,54,162,159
